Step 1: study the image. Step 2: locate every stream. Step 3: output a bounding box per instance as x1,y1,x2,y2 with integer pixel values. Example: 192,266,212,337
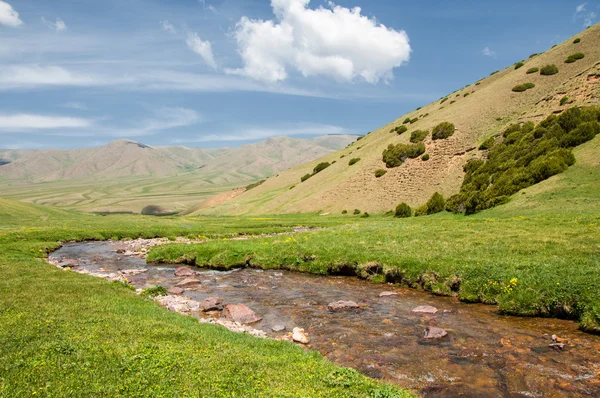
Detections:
50,241,600,397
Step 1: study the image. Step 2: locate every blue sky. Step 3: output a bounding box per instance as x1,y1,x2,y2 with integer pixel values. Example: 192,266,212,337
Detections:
0,0,598,149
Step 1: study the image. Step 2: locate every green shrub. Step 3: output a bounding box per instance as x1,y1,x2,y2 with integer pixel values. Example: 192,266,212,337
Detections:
382,142,426,168
313,162,331,174
246,180,265,191
440,97,448,104
413,205,428,217
361,212,370,218
565,53,585,63
512,83,535,92
526,67,539,74
478,136,496,150
375,169,387,178
353,209,361,215
348,158,360,166
394,202,412,218
431,122,455,140
464,93,470,97
573,38,581,44
560,96,569,106
559,121,600,147
141,286,168,297
141,205,165,216
301,173,312,182
395,125,408,135
421,153,430,161
409,118,418,124
540,64,559,75
514,61,524,70
402,117,411,124
529,53,538,58
342,210,348,214
410,129,428,143
425,192,446,215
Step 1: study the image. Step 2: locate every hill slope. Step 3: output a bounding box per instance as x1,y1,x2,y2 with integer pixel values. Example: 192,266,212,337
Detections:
205,24,600,215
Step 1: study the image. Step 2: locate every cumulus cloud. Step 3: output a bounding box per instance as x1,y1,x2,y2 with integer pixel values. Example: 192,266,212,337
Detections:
0,114,91,131
0,0,22,27
227,0,411,84
482,47,495,57
186,32,217,69
42,17,67,32
160,20,176,34
575,3,597,27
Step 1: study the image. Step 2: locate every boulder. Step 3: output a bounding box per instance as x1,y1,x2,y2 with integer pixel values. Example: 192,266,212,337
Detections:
167,286,184,295
412,305,438,314
174,266,195,277
176,277,201,288
327,300,360,311
224,304,262,324
199,297,224,312
424,326,448,339
292,327,310,344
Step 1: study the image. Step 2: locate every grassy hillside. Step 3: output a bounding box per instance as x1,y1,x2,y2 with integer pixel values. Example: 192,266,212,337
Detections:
206,23,600,215
0,198,410,397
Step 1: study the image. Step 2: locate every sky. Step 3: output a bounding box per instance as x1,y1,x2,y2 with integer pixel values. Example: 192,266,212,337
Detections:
0,0,598,150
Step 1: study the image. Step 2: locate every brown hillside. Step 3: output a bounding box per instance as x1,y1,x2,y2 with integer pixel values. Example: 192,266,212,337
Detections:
203,24,600,215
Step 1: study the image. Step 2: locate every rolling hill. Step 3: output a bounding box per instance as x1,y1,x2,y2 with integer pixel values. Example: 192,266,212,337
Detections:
201,24,600,215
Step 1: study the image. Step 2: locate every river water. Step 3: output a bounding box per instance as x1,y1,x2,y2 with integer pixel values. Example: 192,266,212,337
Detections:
51,241,600,397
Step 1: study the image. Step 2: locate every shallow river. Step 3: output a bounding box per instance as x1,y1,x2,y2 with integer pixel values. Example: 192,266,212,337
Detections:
51,241,600,397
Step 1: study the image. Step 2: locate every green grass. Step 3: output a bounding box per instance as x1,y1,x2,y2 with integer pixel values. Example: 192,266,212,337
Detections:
0,200,411,397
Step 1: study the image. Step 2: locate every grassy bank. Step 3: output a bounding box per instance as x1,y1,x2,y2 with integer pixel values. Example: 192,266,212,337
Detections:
0,199,410,397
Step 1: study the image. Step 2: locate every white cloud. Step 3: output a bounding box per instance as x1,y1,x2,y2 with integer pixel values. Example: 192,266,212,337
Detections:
575,3,597,26
186,32,217,69
160,20,176,34
576,3,587,13
482,47,495,57
42,17,67,32
227,0,411,84
0,114,91,131
113,108,202,137
0,0,22,27
0,65,125,89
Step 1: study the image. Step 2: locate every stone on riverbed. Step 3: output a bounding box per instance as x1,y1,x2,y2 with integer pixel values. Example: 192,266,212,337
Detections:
199,297,224,312
412,305,438,314
327,300,359,311
224,304,262,324
167,286,184,295
379,291,397,297
271,324,286,332
120,268,147,276
176,277,201,288
292,327,310,344
424,326,448,339
174,266,195,277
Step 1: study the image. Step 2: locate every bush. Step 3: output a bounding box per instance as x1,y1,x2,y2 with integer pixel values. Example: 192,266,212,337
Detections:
246,180,265,191
440,97,448,104
540,64,559,75
514,61,525,70
403,117,411,124
375,169,387,178
382,142,426,168
479,136,496,150
573,38,581,44
395,125,408,135
410,130,428,143
361,212,370,218
560,96,569,106
431,122,455,140
421,153,430,161
559,121,600,147
425,192,446,215
348,158,360,166
409,118,418,124
301,173,312,182
512,83,535,92
140,205,173,216
353,209,361,215
565,53,585,63
526,67,539,74
313,162,331,174
464,93,470,98
342,210,348,214
394,202,412,218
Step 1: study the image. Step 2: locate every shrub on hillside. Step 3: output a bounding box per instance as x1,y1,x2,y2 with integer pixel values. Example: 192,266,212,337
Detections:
421,153,430,161
361,212,370,218
540,64,559,75
403,117,411,124
353,209,361,215
301,173,312,182
246,180,266,191
348,158,360,166
526,67,539,74
447,106,600,215
394,202,412,218
375,169,387,178
565,53,585,63
441,97,448,104
410,130,429,143
141,205,170,216
514,62,525,70
342,210,348,214
512,82,535,92
432,122,455,140
560,96,569,106
478,136,496,150
395,125,408,134
382,142,426,168
425,192,446,215
313,162,331,174
410,118,419,124
573,38,581,44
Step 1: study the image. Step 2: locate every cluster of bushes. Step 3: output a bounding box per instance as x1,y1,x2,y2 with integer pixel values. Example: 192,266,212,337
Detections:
393,192,446,218
526,67,539,74
410,129,428,143
382,142,426,168
446,106,600,214
348,158,360,166
301,161,331,182
432,122,455,140
140,205,177,216
478,136,496,150
245,179,265,191
374,169,387,178
390,125,408,134
565,52,585,63
512,82,535,92
540,64,559,75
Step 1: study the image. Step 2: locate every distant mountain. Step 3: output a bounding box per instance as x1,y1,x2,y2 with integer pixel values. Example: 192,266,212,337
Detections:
0,136,358,182
0,149,35,166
